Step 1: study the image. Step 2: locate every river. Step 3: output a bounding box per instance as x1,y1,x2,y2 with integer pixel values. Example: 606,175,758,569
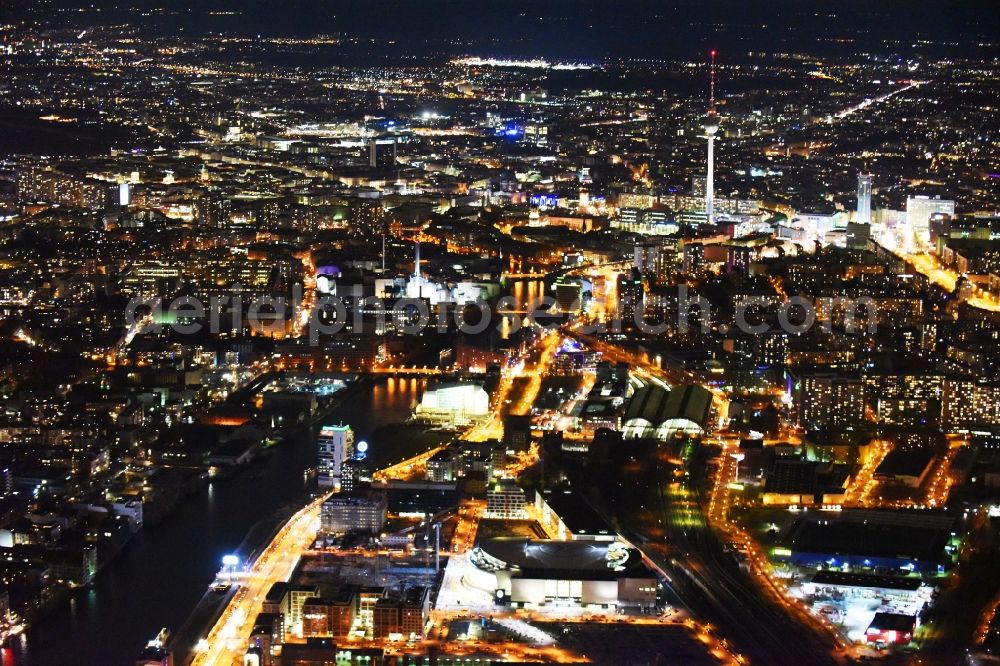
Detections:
5,378,425,666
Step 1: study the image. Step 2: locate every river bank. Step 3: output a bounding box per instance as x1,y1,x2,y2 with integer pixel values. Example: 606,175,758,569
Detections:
8,376,428,666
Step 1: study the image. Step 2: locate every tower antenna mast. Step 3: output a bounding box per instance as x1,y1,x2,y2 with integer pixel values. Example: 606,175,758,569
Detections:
709,49,717,116
703,49,720,225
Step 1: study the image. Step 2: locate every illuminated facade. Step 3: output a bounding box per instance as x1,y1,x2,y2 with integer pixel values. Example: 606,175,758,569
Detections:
906,196,955,247
798,374,864,430
414,382,490,425
484,480,527,519
857,173,872,225
317,425,353,489
942,380,1000,431
319,493,387,535
465,538,657,612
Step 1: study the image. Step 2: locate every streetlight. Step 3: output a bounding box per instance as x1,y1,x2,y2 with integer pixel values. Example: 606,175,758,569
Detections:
222,554,240,582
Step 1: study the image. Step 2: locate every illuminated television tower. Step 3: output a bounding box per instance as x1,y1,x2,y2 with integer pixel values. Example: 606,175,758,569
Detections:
703,49,720,225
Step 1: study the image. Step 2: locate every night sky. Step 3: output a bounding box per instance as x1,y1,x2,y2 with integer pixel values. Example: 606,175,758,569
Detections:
14,0,1000,60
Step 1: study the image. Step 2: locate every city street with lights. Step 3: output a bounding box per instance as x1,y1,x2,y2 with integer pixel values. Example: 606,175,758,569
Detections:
4,3,1000,664
190,493,328,666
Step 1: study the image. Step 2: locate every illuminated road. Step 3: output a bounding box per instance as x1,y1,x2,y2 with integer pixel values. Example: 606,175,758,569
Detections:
904,252,1000,310
194,331,561,661
192,320,751,664
648,453,841,666
375,329,560,481
113,296,160,360
372,444,447,482
706,440,740,523
576,323,833,663
844,439,892,507
822,80,924,124
291,250,316,338
878,236,1000,313
551,333,834,662
923,437,964,508
466,329,560,444
190,491,329,666
975,591,1000,645
848,435,963,510
703,446,849,659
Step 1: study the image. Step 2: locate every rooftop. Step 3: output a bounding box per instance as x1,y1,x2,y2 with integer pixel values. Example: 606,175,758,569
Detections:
810,570,922,591
537,489,613,537
784,513,951,564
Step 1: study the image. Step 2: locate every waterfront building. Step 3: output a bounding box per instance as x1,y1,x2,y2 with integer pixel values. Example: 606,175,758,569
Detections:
318,425,354,489
319,492,388,535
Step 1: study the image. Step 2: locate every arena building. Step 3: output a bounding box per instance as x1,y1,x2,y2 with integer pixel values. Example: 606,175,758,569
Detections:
464,538,658,612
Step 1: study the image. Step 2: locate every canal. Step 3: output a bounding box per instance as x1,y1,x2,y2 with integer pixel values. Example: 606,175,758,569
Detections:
7,378,426,666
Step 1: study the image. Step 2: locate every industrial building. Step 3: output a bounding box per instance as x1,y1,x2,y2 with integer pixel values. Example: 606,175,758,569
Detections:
803,570,930,607
865,612,917,646
774,510,957,574
621,384,714,439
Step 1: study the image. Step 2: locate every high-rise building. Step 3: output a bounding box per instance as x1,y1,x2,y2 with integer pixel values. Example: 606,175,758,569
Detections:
371,587,429,639
942,380,1000,430
318,425,354,489
797,373,865,430
503,414,533,454
856,173,872,225
616,208,675,235
425,449,456,482
635,238,678,285
754,331,788,367
928,213,953,244
617,267,644,327
691,174,707,199
372,598,402,638
554,278,585,314
302,588,359,639
341,451,372,494
727,246,754,273
907,196,955,246
319,492,387,535
846,222,871,249
682,242,705,277
348,197,385,237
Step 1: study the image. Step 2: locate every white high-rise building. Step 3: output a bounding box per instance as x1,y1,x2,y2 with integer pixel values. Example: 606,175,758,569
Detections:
118,182,131,207
907,195,955,247
318,424,354,489
856,173,872,225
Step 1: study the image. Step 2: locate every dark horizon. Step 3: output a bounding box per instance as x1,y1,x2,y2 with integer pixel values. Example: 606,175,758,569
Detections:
12,0,1000,60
